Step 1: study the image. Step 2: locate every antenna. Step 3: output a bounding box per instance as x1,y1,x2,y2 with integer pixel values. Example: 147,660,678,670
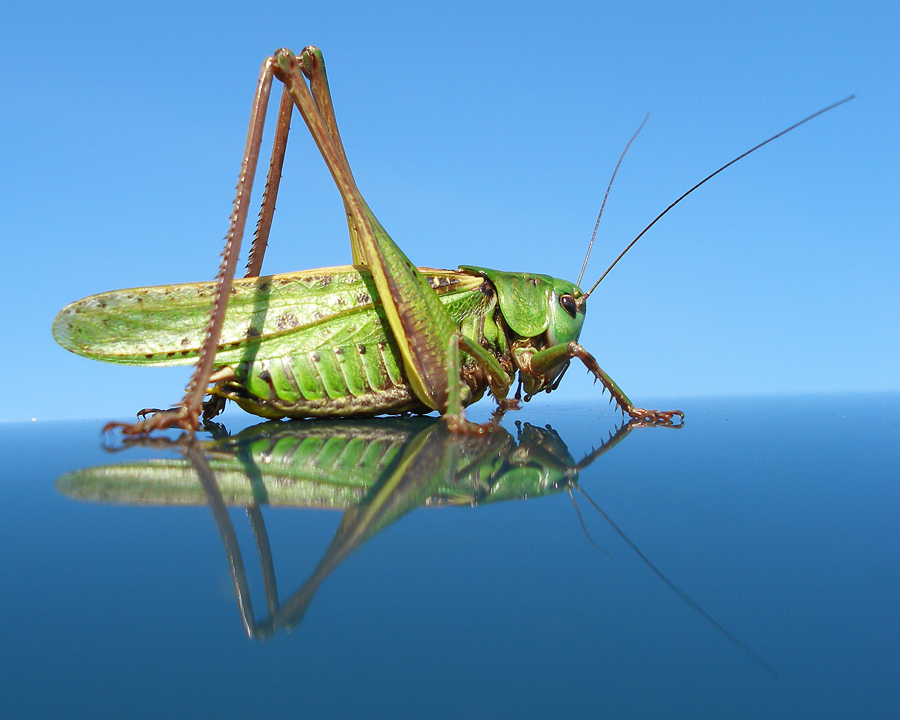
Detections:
577,114,648,286
577,95,855,307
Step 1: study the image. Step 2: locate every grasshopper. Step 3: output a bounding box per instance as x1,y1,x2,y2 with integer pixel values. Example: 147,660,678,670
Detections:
51,47,851,435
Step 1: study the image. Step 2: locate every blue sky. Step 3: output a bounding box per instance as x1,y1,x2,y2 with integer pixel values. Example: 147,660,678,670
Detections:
2,0,896,422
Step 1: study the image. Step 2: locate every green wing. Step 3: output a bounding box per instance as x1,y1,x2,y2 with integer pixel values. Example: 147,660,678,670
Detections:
53,266,484,367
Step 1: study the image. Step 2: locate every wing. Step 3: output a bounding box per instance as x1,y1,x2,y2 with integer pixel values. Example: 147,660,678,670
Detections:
53,266,484,367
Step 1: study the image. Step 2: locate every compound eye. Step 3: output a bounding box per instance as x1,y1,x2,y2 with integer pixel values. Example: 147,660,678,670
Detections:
559,294,577,317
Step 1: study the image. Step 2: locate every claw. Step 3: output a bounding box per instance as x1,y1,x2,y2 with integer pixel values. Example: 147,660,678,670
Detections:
103,406,199,437
627,407,685,428
136,406,178,420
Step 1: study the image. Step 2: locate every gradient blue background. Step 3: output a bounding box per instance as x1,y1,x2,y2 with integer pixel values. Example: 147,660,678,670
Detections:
2,0,896,422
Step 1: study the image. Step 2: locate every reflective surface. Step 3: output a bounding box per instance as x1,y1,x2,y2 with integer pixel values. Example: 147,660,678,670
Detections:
2,395,898,718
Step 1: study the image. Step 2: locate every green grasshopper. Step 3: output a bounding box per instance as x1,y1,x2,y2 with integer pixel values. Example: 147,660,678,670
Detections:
51,47,851,435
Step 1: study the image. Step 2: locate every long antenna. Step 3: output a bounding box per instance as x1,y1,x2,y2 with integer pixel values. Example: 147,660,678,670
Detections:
577,114,648,286
577,94,855,307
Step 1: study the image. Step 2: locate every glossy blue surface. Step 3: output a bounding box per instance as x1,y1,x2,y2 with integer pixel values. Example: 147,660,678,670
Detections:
1,395,897,719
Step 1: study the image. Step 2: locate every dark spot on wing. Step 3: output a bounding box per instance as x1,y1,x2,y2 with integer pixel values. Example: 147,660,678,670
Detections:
276,313,299,330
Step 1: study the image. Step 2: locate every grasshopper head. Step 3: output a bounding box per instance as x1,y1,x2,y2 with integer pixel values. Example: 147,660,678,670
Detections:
520,276,586,397
459,267,586,397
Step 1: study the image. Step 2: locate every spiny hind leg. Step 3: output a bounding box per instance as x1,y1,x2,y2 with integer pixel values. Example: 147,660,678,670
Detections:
273,47,375,266
108,56,287,435
110,48,353,436
249,46,361,273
